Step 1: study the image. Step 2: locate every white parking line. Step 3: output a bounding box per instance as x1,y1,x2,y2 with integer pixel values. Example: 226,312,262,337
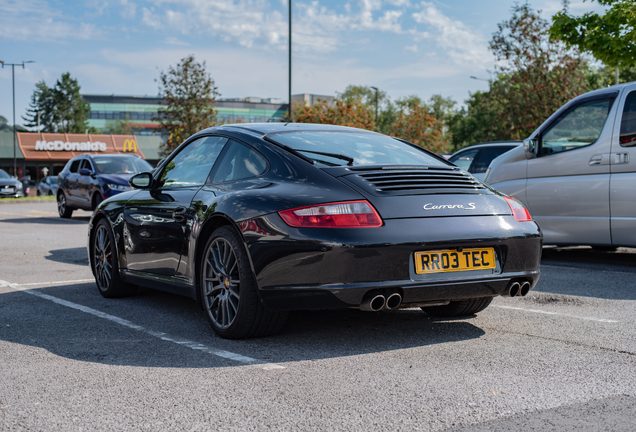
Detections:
493,305,619,323
3,280,285,370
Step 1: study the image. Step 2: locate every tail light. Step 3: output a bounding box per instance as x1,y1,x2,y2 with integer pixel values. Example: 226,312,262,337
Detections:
279,200,383,228
504,197,532,222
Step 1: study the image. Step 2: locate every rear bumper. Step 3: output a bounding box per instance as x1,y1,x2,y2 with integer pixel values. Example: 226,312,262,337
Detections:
241,214,542,311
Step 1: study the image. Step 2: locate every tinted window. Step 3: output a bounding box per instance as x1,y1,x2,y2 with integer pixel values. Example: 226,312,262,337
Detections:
540,98,613,156
449,149,478,171
212,141,268,183
268,131,446,167
93,156,153,174
80,160,92,172
69,160,81,173
159,136,227,188
0,169,9,180
620,91,636,147
472,146,515,173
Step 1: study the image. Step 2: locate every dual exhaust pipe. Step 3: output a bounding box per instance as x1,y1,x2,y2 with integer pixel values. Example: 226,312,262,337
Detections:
360,292,402,312
506,280,531,297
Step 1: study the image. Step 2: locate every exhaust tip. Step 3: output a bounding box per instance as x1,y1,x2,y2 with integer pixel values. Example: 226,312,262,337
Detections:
385,293,402,310
360,294,386,312
508,282,521,297
520,281,531,297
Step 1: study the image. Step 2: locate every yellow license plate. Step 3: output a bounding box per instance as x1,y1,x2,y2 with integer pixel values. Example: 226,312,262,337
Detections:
414,248,496,274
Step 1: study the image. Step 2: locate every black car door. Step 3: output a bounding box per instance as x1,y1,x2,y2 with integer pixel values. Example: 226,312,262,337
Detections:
123,136,228,276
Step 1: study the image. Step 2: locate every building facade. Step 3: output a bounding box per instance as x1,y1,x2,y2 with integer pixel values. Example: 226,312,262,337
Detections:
83,95,290,134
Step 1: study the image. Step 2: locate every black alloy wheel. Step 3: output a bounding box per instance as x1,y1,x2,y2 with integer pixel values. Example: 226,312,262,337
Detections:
92,219,136,298
57,192,73,218
421,297,493,317
201,226,287,339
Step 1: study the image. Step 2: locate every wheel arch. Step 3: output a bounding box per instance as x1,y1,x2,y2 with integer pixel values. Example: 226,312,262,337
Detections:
193,213,255,309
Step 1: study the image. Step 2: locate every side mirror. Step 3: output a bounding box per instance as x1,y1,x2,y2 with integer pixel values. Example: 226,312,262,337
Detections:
523,138,537,157
129,172,153,189
79,168,92,176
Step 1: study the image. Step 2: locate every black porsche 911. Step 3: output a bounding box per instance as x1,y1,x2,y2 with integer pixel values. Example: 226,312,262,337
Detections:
87,123,541,339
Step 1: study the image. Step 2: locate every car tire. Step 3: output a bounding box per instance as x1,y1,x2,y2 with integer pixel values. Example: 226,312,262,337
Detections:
92,193,103,210
57,192,73,218
421,297,493,317
200,225,288,339
36,190,41,196
48,191,53,196
92,219,137,298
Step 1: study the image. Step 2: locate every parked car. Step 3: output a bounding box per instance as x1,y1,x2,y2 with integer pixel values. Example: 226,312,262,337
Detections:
486,82,636,247
37,176,58,196
57,154,153,218
87,123,542,339
448,142,521,181
0,169,25,198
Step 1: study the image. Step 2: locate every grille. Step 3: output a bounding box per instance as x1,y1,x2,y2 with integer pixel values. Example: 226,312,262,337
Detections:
345,167,487,196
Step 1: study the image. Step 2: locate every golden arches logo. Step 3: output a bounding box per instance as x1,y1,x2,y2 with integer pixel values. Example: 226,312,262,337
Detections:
122,139,138,153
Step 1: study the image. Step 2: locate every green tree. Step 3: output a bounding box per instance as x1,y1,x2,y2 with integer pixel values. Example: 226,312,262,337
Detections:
22,80,55,132
51,72,93,133
448,91,502,150
550,0,636,69
486,4,590,140
156,54,220,156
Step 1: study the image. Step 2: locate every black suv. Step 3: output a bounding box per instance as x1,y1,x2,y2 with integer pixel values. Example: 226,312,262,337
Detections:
57,153,153,218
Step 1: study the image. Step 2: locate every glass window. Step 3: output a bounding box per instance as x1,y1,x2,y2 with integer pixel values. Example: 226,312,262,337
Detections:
540,98,613,156
620,91,636,147
212,141,268,183
159,136,227,188
449,149,479,171
80,160,92,172
268,131,447,167
69,160,81,173
472,146,516,174
92,156,153,174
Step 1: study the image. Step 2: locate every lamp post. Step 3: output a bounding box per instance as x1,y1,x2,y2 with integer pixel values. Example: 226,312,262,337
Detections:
1,60,35,177
288,0,292,122
370,86,379,126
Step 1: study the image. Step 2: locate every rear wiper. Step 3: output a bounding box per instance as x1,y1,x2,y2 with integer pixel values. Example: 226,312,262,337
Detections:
294,149,354,166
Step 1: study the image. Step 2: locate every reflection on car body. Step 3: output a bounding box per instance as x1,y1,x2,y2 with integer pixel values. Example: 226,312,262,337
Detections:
87,123,541,339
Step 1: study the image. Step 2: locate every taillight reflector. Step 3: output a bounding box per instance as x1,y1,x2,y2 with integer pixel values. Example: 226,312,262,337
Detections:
278,201,383,228
504,197,532,222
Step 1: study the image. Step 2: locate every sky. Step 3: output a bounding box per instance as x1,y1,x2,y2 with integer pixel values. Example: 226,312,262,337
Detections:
0,0,607,126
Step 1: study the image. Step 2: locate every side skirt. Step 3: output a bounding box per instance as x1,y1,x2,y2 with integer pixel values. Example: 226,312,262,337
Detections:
121,269,197,299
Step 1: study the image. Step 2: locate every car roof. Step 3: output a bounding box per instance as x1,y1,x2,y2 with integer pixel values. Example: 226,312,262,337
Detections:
206,122,379,136
451,141,522,155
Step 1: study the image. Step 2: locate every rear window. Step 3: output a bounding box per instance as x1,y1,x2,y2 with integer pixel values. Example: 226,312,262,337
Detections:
267,131,447,167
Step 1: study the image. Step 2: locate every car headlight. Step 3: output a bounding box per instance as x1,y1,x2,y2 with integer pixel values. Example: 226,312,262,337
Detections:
107,183,129,191
16,183,23,190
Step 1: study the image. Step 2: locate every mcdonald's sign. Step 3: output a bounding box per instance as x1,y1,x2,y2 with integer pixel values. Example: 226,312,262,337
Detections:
122,139,138,153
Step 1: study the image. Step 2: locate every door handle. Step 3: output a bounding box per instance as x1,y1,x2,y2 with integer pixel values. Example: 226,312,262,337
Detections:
612,152,630,165
172,207,187,221
589,154,604,165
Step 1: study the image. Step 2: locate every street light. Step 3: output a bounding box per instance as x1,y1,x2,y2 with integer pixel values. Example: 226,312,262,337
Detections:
288,0,292,122
1,60,35,178
370,86,379,126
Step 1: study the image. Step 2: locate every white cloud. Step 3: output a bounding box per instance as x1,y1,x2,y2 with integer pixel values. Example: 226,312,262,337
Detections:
142,7,161,28
404,44,417,52
120,0,137,19
412,2,490,69
0,0,100,41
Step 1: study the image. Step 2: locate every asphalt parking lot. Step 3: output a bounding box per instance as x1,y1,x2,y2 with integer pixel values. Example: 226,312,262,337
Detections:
1,201,635,431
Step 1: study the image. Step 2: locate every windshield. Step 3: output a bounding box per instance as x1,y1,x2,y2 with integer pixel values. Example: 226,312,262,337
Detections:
93,156,153,175
49,177,58,184
0,169,10,180
267,131,448,167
